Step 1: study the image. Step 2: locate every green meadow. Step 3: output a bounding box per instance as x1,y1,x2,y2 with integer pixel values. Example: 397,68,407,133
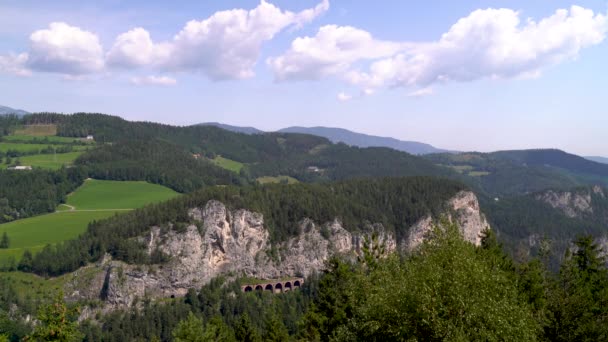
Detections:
257,175,299,184
3,135,84,144
0,142,90,154
212,156,244,173
65,179,180,210
0,179,179,264
16,151,84,170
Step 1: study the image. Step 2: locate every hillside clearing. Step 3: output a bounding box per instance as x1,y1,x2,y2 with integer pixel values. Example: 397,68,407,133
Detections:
211,156,244,173
66,179,180,210
13,124,57,136
257,175,299,184
0,179,179,264
16,151,84,170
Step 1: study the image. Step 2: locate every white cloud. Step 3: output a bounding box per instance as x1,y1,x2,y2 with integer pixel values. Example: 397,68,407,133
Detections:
108,0,329,80
130,75,177,86
407,87,434,97
26,22,104,75
268,25,403,81
106,28,171,68
271,6,607,92
337,91,352,101
0,53,31,76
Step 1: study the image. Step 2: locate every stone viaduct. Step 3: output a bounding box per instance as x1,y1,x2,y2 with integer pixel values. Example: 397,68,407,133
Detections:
241,278,304,293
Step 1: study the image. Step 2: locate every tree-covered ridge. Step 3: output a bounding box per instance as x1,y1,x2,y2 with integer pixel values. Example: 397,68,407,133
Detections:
480,185,608,268
22,112,453,183
75,139,246,193
425,150,608,196
0,168,86,223
22,177,466,276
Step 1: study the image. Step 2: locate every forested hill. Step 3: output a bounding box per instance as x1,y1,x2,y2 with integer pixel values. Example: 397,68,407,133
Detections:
493,149,608,177
74,139,246,192
425,149,608,196
197,122,263,135
23,113,454,181
278,126,449,155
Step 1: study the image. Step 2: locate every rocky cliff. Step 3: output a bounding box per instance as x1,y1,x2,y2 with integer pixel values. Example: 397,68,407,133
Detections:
66,190,490,309
535,186,605,218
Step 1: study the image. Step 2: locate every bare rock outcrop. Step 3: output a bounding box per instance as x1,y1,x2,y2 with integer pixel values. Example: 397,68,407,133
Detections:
403,191,490,251
535,189,595,218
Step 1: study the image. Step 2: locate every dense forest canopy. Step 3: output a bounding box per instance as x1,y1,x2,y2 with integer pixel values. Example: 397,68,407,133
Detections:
4,223,608,341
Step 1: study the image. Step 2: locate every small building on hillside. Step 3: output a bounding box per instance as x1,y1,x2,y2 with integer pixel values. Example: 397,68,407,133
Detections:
8,165,32,171
307,166,322,173
85,135,94,140
192,153,202,160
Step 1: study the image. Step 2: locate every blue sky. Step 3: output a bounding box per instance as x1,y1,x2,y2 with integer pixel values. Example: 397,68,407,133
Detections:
0,1,607,155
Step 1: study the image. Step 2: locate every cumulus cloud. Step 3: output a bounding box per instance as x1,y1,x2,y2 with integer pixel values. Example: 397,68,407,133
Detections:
0,53,31,76
0,1,327,80
337,92,352,101
106,28,171,68
130,75,177,86
26,22,104,75
108,0,329,80
270,6,607,93
268,25,403,81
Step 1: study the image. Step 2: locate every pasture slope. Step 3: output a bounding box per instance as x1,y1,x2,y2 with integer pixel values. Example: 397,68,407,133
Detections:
0,179,179,264
16,151,83,170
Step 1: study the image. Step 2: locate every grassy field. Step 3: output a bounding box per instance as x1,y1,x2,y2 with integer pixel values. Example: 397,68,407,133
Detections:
13,124,57,136
0,179,180,263
212,156,244,173
3,135,84,144
66,179,180,210
16,151,84,170
0,142,90,154
257,175,299,184
0,211,116,262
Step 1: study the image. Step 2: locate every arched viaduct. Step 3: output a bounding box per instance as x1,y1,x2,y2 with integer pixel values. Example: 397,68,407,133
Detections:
241,278,304,294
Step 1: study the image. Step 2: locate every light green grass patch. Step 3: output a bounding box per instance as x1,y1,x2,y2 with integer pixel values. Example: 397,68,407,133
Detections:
0,142,55,153
66,179,180,210
17,151,83,170
211,156,244,173
4,135,82,144
0,179,179,264
257,176,299,184
13,125,57,136
468,171,491,177
0,211,116,262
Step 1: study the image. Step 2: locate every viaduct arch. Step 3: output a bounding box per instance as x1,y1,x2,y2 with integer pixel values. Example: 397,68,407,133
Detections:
241,278,304,294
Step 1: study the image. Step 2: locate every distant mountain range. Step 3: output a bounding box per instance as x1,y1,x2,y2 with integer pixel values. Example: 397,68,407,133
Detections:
277,126,449,155
0,105,29,116
585,156,608,165
198,123,449,155
198,122,263,135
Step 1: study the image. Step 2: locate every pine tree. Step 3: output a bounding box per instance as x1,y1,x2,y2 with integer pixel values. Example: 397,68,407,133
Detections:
234,314,261,342
0,232,8,249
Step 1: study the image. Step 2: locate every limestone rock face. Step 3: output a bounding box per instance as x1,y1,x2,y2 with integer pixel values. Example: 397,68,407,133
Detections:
403,191,490,251
71,191,489,309
536,190,594,218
